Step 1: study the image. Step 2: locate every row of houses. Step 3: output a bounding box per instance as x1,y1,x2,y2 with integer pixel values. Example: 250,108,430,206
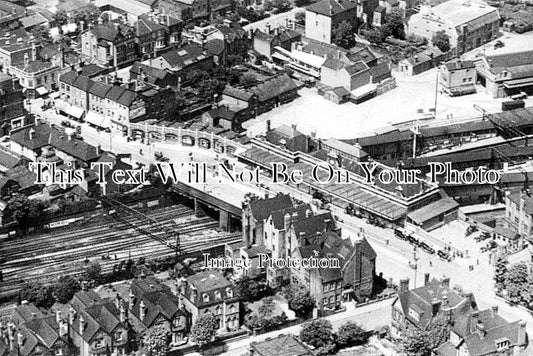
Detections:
0,271,240,356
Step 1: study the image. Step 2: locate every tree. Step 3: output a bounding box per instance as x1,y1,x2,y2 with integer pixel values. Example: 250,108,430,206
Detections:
333,21,356,49
494,256,508,292
401,319,448,356
191,313,219,347
337,322,370,348
264,0,292,13
197,78,225,100
239,74,258,88
53,10,69,27
53,275,80,304
295,0,312,6
143,324,171,356
226,54,244,67
432,30,450,52
258,297,275,318
300,319,335,352
4,194,47,230
382,9,405,39
365,28,387,43
73,4,101,27
236,277,272,302
20,282,55,309
84,261,102,282
31,25,52,46
287,287,315,317
503,262,529,304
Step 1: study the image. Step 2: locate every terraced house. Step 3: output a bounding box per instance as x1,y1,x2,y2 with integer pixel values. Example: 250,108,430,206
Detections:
81,21,136,68
69,290,132,356
134,12,183,59
129,276,190,346
3,303,71,356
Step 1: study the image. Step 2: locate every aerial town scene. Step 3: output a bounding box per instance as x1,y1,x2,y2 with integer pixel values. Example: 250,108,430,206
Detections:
1,0,533,354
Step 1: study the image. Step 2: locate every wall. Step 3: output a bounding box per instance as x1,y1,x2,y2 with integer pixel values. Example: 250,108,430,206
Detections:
305,11,332,44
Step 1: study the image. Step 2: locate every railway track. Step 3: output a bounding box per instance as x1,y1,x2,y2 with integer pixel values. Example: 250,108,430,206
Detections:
0,204,242,299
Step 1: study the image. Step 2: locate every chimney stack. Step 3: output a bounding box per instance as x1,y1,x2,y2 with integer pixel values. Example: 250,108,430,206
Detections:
266,119,271,132
441,277,450,288
140,300,146,321
119,301,126,323
17,331,23,347
129,291,136,310
56,310,62,324
399,278,409,292
79,315,85,335
424,273,430,286
491,305,498,317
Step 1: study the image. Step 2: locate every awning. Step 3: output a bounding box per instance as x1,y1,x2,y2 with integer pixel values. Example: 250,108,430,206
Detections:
36,86,49,96
85,111,110,128
49,92,61,99
503,77,533,89
65,106,84,119
55,99,69,112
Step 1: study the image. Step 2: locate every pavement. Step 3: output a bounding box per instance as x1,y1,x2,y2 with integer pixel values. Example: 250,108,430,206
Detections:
214,298,394,356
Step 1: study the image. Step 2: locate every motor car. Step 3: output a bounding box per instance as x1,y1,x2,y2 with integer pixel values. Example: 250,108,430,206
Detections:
437,249,451,261
61,120,72,128
493,40,505,49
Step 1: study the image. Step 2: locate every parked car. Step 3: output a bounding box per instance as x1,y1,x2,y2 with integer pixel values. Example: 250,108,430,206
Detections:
61,120,72,128
437,249,451,261
419,241,436,254
493,40,505,49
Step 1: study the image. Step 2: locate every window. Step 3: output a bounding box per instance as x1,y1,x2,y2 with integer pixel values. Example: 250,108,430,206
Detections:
203,293,210,302
115,331,123,342
496,339,510,350
215,306,222,315
214,291,221,300
329,296,334,304
323,284,328,292
226,287,233,298
323,297,328,305
55,349,63,356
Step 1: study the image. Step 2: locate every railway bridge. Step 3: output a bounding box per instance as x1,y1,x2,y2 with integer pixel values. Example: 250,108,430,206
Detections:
171,181,244,232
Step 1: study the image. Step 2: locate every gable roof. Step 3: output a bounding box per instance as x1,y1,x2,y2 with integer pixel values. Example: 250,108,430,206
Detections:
131,289,185,327
248,194,293,221
160,44,209,69
270,204,312,230
250,74,297,102
306,0,357,16
251,334,313,356
293,212,336,245
88,81,112,98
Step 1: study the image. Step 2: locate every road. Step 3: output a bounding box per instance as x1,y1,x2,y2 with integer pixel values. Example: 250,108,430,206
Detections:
28,99,533,336
215,298,394,356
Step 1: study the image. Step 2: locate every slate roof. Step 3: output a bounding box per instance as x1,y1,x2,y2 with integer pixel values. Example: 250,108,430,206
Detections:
59,71,78,86
306,0,357,16
105,85,127,102
324,137,368,159
161,44,208,69
205,39,225,56
131,288,186,327
184,271,238,308
72,75,94,92
15,61,55,74
443,60,475,71
71,291,124,343
507,191,533,215
13,304,45,324
250,334,313,356
398,278,477,331
484,50,533,74
116,90,137,107
23,316,60,349
223,85,254,101
407,198,459,225
90,22,129,42
0,148,24,170
136,14,165,37
88,81,112,98
270,204,312,230
293,212,336,245
250,74,297,102
248,194,293,221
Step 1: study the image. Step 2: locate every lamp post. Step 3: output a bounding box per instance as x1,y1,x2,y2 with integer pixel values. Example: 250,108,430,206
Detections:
413,249,419,288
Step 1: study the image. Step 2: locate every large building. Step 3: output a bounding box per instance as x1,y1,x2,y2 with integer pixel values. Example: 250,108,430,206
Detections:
407,0,499,55
475,49,533,98
305,0,358,44
0,72,26,135
439,59,476,96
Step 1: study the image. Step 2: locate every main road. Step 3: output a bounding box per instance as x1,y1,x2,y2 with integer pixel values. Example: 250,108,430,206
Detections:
30,100,533,335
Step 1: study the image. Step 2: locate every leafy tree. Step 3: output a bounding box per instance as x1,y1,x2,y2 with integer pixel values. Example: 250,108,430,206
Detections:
20,282,55,309
382,9,405,39
236,277,272,302
4,194,47,230
186,69,211,83
432,30,450,52
197,79,225,100
239,74,258,88
365,28,387,43
53,275,80,304
295,0,312,6
143,324,171,356
264,0,292,13
30,25,52,46
503,262,529,304
73,4,101,27
401,318,448,356
494,256,508,291
53,10,69,27
84,261,102,282
287,287,315,317
300,319,335,351
334,21,356,49
191,313,219,347
258,297,275,318
337,321,370,348
227,54,244,67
